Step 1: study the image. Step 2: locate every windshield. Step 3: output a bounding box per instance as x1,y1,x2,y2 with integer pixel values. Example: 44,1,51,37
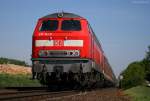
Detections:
61,20,81,31
40,20,58,31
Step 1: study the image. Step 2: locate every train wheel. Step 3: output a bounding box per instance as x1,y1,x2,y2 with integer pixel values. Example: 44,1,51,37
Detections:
37,72,48,85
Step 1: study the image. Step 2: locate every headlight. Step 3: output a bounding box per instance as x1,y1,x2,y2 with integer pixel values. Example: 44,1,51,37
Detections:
70,50,80,56
39,50,48,57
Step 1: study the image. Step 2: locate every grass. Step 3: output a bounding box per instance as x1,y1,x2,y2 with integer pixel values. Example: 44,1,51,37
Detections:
124,86,150,101
0,73,42,87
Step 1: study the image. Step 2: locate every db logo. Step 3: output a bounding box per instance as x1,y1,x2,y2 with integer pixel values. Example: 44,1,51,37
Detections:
54,40,64,46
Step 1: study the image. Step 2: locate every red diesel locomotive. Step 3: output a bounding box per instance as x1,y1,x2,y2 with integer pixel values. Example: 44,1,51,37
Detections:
31,12,116,88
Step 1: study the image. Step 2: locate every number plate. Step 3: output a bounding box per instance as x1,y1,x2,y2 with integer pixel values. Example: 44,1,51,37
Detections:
53,40,64,46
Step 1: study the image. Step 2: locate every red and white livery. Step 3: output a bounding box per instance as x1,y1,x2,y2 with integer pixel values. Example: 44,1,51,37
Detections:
31,12,116,88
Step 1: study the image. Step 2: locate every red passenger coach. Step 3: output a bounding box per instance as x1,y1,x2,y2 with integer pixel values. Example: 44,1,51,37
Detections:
31,12,116,88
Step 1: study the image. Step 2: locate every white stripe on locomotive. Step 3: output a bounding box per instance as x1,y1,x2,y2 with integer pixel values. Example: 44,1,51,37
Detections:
35,40,83,47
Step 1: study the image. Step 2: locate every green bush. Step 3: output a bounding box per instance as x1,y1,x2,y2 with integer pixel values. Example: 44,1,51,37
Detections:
141,59,150,81
120,62,145,89
142,46,150,81
119,45,150,89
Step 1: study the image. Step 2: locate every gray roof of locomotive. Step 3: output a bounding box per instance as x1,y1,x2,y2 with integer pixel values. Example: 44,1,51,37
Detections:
42,12,84,18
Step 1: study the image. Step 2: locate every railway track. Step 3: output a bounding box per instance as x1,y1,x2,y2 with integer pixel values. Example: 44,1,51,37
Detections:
0,87,130,101
0,87,79,101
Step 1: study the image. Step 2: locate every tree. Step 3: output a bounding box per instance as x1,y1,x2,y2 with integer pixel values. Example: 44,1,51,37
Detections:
145,46,150,61
119,45,150,89
143,45,150,81
0,57,28,67
120,62,145,89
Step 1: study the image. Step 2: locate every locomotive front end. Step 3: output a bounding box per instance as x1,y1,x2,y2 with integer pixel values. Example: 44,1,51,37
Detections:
31,13,92,85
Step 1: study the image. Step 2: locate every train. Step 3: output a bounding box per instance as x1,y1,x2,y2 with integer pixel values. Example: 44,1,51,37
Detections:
31,12,116,88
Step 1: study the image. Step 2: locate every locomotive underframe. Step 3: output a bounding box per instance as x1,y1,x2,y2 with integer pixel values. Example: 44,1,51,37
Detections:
31,58,106,88
32,58,93,73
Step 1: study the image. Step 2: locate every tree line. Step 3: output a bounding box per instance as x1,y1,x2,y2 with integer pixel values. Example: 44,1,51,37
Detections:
0,57,28,67
119,46,150,89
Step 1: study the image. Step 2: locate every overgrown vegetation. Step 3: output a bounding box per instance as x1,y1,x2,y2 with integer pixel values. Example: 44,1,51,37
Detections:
0,57,28,66
0,73,41,87
120,62,145,89
120,46,150,89
142,46,150,81
125,86,150,101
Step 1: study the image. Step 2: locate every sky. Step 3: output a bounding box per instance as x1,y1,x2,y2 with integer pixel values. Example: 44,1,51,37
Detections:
0,0,150,77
